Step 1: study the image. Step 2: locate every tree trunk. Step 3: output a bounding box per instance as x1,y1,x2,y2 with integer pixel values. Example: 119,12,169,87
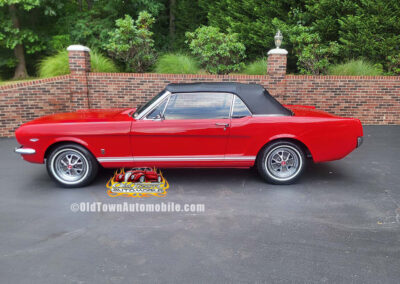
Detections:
169,0,176,48
9,4,28,79
86,0,93,10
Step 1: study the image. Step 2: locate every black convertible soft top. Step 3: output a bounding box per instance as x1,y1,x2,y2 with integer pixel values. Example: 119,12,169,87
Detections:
165,82,291,116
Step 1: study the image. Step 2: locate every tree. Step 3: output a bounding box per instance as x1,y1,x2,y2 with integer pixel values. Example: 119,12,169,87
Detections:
0,0,43,79
186,26,246,74
204,0,305,59
304,0,400,71
273,20,339,74
105,12,157,72
169,0,175,46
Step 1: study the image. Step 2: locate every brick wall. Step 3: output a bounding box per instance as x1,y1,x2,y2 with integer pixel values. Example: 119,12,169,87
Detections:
87,73,400,125
283,75,400,125
0,45,399,137
0,76,71,137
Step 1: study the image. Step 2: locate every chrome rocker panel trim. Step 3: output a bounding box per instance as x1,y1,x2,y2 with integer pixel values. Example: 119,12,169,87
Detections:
98,156,256,163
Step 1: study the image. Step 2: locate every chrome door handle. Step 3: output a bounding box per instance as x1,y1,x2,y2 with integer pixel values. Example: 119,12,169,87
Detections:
215,123,229,131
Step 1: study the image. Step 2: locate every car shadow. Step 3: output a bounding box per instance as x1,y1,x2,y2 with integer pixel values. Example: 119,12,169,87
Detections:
93,161,351,187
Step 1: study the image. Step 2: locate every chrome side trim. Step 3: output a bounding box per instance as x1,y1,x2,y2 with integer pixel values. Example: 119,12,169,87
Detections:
98,157,134,162
224,156,255,161
97,156,256,163
15,147,36,155
252,114,289,117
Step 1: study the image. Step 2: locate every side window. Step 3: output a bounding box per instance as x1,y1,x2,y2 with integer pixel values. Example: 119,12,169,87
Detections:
146,99,167,119
164,93,232,120
232,96,251,118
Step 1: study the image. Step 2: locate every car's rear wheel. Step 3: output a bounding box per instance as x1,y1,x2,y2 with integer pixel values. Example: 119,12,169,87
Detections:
46,144,98,188
257,141,305,185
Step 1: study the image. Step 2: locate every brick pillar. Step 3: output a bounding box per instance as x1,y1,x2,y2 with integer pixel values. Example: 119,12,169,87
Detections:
267,48,288,78
67,45,91,110
267,48,288,98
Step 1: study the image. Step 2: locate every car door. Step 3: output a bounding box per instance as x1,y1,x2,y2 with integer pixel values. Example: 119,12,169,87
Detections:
226,95,254,158
130,92,233,166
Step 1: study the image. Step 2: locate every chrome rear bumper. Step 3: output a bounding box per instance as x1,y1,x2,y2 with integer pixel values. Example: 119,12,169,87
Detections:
15,147,36,155
357,137,363,148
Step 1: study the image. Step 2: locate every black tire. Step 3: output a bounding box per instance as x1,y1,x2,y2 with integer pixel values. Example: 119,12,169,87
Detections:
139,175,145,183
257,141,305,185
46,143,99,188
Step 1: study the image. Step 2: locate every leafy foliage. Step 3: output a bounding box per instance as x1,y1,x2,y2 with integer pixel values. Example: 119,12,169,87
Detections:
38,50,118,77
273,19,340,75
48,34,71,53
0,0,44,78
241,59,267,75
186,26,246,74
298,0,400,74
154,53,199,74
204,0,304,59
105,12,157,72
171,0,208,50
386,55,400,75
0,17,43,54
328,60,383,76
2,0,400,77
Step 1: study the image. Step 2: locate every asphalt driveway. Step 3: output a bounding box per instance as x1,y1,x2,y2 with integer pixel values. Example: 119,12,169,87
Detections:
0,126,399,283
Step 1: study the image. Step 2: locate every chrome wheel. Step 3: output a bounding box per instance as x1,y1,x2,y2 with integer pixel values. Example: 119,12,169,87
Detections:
265,146,302,181
51,149,89,184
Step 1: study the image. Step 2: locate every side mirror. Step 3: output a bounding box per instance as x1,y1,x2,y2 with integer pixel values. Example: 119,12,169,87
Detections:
154,113,165,121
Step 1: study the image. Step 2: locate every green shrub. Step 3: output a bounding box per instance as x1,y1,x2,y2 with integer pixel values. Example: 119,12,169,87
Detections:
105,12,156,72
38,51,69,77
386,55,400,75
38,50,118,77
90,52,119,73
242,59,267,75
154,54,199,74
186,26,246,74
328,59,383,76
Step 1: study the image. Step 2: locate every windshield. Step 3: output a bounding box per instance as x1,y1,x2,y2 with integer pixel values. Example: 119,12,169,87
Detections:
134,90,166,117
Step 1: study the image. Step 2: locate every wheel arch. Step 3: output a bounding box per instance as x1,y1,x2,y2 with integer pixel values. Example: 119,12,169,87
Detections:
256,137,313,163
44,139,96,161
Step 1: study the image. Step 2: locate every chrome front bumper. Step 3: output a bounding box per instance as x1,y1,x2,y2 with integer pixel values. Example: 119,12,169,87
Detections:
15,147,36,155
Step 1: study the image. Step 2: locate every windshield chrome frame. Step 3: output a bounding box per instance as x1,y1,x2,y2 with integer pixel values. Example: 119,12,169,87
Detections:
135,91,171,120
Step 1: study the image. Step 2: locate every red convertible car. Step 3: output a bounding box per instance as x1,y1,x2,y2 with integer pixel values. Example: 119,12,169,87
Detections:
15,82,363,187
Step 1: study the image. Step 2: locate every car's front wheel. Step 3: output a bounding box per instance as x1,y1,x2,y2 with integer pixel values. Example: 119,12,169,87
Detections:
257,141,305,185
46,143,98,188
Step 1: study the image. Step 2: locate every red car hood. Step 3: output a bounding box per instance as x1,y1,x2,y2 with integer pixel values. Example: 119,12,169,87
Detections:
284,105,337,118
23,108,136,125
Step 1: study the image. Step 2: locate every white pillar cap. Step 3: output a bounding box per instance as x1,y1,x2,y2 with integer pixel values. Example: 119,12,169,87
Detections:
267,48,288,55
67,45,91,52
